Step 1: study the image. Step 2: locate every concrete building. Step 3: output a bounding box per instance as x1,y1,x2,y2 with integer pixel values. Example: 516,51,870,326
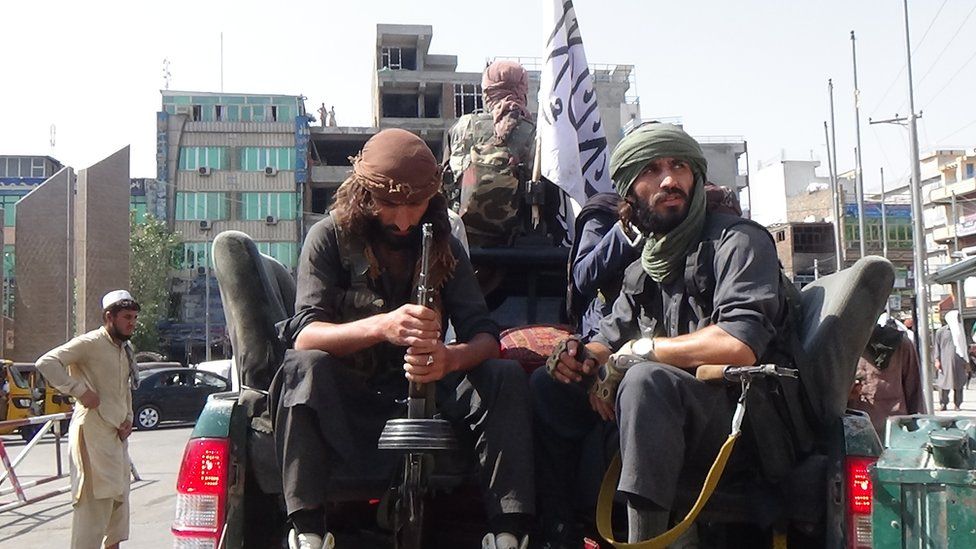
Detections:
306,23,644,228
777,184,915,309
157,90,309,362
922,149,976,314
751,153,833,227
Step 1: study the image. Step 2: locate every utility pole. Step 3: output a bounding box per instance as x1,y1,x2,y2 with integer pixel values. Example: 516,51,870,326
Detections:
825,118,843,272
851,31,867,260
903,0,934,413
880,167,888,259
951,192,965,342
829,79,844,270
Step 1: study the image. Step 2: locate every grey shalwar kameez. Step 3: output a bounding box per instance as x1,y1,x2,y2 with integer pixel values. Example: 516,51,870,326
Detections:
533,212,795,521
934,325,969,408
272,214,534,525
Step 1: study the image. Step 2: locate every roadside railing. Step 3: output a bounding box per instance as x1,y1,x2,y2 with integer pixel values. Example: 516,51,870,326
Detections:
0,412,141,513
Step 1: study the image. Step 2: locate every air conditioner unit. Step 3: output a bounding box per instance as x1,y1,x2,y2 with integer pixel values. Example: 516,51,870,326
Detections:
198,166,213,176
265,215,279,225
199,220,213,230
264,166,278,176
197,266,207,276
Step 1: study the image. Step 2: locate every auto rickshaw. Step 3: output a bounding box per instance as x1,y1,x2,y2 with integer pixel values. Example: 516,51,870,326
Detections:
13,363,74,433
0,359,45,441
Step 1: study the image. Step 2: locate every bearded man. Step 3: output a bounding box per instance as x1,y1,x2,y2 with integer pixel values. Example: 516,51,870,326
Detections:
272,128,534,549
532,123,798,546
36,290,141,549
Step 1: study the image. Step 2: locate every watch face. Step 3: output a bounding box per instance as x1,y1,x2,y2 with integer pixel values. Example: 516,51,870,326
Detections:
633,338,654,358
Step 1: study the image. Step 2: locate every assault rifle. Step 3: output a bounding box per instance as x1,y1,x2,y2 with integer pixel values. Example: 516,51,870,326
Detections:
378,222,458,549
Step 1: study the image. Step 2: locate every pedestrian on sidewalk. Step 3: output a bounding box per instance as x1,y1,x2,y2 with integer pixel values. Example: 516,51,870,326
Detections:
934,310,968,412
848,315,924,436
35,290,140,549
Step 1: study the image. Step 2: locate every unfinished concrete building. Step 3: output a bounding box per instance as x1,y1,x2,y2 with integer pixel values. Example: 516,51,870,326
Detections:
305,23,641,228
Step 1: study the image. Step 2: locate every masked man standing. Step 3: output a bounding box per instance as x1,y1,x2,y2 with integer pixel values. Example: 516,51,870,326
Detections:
272,129,534,549
533,123,801,546
36,290,140,549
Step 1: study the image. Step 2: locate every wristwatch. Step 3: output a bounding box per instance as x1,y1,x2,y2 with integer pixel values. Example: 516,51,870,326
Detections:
631,337,656,361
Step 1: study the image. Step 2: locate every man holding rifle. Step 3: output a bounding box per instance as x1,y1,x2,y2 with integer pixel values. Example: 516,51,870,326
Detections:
273,129,534,549
533,123,803,547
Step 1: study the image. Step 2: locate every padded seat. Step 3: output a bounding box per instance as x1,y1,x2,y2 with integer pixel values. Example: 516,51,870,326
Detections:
674,256,895,526
212,230,475,500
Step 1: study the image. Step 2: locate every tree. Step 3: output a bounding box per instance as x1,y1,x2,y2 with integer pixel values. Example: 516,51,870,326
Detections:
129,212,182,353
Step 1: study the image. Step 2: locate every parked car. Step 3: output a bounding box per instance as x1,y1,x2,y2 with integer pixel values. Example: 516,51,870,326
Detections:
132,368,229,430
192,359,238,391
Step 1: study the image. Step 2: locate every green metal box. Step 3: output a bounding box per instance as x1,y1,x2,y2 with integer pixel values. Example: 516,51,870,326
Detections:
872,416,976,548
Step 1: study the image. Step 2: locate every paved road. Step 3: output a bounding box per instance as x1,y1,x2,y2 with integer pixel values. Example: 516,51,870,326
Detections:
0,424,193,548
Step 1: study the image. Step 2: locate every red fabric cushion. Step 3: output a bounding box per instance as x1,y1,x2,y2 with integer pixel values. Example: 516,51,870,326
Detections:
500,324,574,373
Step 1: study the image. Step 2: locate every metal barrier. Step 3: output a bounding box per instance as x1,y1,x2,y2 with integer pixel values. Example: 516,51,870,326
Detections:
0,412,142,513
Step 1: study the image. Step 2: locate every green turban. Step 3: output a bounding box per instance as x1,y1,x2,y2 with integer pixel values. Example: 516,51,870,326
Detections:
609,123,709,283
610,123,707,197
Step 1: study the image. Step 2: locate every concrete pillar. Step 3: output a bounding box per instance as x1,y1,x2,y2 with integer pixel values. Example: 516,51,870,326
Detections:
75,146,131,334
14,168,74,361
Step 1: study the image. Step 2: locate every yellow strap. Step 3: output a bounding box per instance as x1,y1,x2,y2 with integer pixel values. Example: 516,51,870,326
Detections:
596,432,741,548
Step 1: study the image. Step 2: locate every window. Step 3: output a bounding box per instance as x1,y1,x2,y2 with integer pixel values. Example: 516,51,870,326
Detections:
381,47,417,70
131,195,148,224
0,192,26,227
255,241,298,268
175,192,229,221
454,84,483,117
775,231,785,242
31,158,45,177
241,192,298,220
240,147,296,171
194,372,227,389
192,105,202,121
181,242,211,270
967,163,975,179
382,93,420,118
178,147,227,171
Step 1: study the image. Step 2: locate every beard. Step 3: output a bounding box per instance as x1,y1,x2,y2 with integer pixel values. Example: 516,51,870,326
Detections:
632,188,691,235
107,322,133,342
368,218,422,250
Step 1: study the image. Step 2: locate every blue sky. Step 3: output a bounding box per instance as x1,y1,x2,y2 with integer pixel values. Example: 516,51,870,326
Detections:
2,0,974,194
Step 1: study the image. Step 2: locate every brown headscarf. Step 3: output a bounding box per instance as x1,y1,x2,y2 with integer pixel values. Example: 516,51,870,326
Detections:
350,128,442,204
482,60,530,143
334,129,456,293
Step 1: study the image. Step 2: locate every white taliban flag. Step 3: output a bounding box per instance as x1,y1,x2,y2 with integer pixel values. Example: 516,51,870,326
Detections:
538,0,613,242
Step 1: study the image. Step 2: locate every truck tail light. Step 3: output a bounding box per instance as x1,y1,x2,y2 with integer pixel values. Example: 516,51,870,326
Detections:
172,438,231,548
845,455,876,549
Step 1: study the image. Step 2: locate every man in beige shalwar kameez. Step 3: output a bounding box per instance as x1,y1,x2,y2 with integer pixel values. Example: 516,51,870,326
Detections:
36,290,140,549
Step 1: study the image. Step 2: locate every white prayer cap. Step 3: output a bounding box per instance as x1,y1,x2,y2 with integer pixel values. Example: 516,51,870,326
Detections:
102,290,135,310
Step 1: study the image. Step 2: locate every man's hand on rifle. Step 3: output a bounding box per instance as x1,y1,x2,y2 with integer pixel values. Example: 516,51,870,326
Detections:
403,339,452,383
382,304,442,347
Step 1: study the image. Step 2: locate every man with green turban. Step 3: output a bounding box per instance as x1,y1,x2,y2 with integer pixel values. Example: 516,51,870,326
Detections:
532,123,799,546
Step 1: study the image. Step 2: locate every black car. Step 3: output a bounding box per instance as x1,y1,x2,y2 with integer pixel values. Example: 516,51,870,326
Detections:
132,368,230,430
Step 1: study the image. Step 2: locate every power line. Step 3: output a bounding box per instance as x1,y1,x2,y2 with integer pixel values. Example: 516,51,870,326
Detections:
922,44,976,108
916,2,976,86
870,0,950,115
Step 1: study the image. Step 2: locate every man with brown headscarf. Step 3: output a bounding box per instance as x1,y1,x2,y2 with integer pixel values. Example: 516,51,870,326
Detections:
444,60,537,247
272,129,534,549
